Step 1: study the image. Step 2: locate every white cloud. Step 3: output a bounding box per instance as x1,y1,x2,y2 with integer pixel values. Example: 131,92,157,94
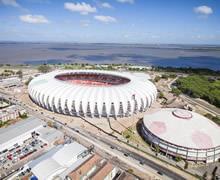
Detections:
0,0,19,7
19,14,49,24
151,35,160,39
117,0,134,4
80,20,90,27
94,15,117,23
64,2,97,15
194,5,213,16
101,2,112,8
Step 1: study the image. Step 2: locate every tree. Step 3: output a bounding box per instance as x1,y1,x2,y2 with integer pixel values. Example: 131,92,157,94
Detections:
127,169,133,174
47,121,54,127
205,113,213,120
107,65,113,70
38,64,51,73
212,166,218,179
158,92,164,99
171,88,181,96
154,76,161,82
16,70,23,80
161,74,169,79
175,155,182,162
25,77,33,86
203,171,208,180
155,145,160,156
19,113,28,119
184,161,188,169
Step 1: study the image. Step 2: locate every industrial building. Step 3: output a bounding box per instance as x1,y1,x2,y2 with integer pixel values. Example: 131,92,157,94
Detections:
0,117,63,152
28,142,92,180
141,108,220,163
28,70,157,118
28,150,135,180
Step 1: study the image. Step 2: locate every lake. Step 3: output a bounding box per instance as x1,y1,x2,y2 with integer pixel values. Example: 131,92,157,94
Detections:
0,42,220,70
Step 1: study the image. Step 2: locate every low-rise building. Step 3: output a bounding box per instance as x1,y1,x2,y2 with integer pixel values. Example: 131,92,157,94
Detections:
0,117,63,152
0,77,23,88
0,117,45,152
37,127,64,145
90,162,118,180
0,98,10,109
28,142,91,180
67,154,120,180
0,105,26,123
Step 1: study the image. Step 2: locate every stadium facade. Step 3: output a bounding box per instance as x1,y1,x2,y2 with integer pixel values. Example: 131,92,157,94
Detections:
28,70,157,118
141,108,220,162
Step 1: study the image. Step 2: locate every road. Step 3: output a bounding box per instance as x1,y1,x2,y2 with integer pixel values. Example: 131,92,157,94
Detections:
180,95,220,116
72,126,186,180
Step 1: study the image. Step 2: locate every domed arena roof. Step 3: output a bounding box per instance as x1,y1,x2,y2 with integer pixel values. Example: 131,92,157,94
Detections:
28,70,157,118
143,108,220,149
142,108,220,162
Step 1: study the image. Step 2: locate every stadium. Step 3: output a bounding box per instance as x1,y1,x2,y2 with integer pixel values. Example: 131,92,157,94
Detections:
141,108,220,162
28,70,157,118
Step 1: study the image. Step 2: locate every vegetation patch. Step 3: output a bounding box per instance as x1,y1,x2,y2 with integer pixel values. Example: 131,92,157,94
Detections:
122,126,149,148
204,113,220,126
38,64,51,73
153,66,220,76
175,75,220,107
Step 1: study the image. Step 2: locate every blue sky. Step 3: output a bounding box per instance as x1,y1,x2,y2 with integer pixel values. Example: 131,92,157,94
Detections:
0,0,220,44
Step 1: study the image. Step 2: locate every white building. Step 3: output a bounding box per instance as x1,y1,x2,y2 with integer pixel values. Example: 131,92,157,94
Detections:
0,105,26,123
0,117,44,152
0,117,63,153
28,70,157,118
37,127,64,145
142,108,220,162
28,142,91,180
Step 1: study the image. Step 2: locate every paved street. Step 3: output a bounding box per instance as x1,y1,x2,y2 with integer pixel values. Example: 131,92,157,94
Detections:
180,95,220,116
71,126,187,180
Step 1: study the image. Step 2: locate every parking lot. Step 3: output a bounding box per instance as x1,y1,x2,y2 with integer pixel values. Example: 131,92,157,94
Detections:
0,133,47,178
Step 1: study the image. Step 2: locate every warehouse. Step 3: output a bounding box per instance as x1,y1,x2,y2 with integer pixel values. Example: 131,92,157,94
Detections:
0,117,44,152
0,117,63,153
28,142,91,180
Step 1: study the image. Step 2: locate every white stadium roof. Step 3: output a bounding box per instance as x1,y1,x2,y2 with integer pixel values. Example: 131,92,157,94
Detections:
28,70,157,117
143,108,220,149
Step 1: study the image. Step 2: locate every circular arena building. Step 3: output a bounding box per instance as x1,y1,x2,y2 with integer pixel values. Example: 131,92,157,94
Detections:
141,108,220,162
28,70,157,118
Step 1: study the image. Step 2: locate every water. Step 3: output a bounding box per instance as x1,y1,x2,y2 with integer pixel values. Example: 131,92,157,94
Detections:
0,42,220,70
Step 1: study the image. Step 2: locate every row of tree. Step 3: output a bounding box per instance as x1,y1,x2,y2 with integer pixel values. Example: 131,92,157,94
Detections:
153,66,220,76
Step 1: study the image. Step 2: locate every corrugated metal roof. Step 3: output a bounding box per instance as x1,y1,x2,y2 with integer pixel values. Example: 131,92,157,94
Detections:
0,117,44,145
29,142,88,180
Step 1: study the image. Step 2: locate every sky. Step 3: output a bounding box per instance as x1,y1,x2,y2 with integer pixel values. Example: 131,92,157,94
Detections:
0,0,220,44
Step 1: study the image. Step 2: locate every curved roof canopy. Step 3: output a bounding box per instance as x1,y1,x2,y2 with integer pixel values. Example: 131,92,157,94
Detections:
28,70,157,117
